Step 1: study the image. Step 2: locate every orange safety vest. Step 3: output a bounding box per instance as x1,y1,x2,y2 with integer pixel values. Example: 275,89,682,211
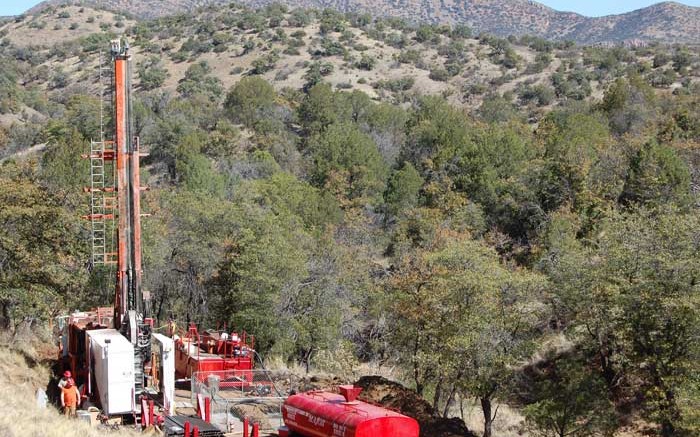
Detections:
62,386,79,407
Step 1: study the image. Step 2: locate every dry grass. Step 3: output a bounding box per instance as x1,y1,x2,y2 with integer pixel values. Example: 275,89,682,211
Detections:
0,339,141,437
457,399,525,437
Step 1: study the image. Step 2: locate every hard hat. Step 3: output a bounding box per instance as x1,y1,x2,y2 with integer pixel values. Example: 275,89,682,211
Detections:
63,370,72,378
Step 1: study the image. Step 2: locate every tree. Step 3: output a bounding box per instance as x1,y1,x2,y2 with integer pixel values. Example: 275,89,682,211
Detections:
303,61,334,91
298,83,352,134
386,233,546,437
523,356,616,437
40,121,89,194
384,162,423,218
224,76,276,128
251,51,280,74
543,208,700,436
174,132,225,196
319,8,345,34
308,122,387,204
620,141,690,207
535,110,612,212
64,95,101,141
600,76,657,136
177,61,223,101
138,56,169,90
0,162,87,330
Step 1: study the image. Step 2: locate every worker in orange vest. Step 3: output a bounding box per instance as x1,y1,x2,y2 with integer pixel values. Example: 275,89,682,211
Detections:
61,378,81,417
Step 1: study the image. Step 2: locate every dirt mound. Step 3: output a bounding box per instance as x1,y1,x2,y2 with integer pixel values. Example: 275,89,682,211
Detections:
355,376,478,437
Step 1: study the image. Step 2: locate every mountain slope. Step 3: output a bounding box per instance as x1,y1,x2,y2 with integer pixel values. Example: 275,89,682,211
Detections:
26,0,700,44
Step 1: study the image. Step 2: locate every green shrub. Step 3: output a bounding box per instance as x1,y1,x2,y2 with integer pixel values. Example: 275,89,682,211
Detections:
374,76,415,92
429,68,450,82
251,51,280,74
355,54,376,71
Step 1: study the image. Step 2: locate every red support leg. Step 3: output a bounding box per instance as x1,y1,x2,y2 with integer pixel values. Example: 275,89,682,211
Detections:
148,399,154,426
205,396,211,423
184,421,191,437
243,418,249,437
193,427,199,437
252,422,259,437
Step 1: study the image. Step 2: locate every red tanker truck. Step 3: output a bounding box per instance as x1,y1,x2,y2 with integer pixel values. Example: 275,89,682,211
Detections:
281,385,419,437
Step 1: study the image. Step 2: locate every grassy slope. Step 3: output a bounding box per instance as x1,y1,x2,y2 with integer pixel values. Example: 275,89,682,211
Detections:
0,338,141,437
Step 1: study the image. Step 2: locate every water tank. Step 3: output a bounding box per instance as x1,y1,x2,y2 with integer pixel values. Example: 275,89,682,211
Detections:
282,385,419,437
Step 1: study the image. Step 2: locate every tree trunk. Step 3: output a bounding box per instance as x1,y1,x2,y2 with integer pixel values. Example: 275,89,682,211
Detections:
433,376,443,413
443,383,458,418
660,388,679,437
412,335,423,396
481,397,493,437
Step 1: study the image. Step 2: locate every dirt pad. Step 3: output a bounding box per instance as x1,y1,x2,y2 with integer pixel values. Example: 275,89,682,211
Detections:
229,399,282,429
355,376,478,437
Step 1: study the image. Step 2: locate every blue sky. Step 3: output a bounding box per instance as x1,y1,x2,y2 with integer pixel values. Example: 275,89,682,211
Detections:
1,0,699,17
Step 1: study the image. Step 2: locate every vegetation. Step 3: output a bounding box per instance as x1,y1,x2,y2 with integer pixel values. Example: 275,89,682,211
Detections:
1,4,700,437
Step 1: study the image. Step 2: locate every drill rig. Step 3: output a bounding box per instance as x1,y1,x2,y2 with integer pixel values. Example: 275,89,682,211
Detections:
60,39,174,419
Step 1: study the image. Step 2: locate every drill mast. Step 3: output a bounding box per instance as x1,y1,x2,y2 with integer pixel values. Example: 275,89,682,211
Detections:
112,38,145,329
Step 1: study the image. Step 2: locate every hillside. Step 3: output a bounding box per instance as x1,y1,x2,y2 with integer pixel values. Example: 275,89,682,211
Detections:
1,2,698,136
1,2,699,437
26,0,700,44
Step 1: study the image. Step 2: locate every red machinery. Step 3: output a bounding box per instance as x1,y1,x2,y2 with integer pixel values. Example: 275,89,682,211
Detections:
174,323,256,384
282,385,420,437
61,38,167,417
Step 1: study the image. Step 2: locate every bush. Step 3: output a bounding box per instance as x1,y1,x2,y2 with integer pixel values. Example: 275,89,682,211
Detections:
415,25,434,43
251,51,280,74
451,24,472,39
319,8,345,34
304,61,334,90
429,68,450,82
653,52,671,68
355,54,376,71
374,76,414,92
287,9,312,27
396,49,421,64
518,84,555,106
314,37,345,57
138,56,169,90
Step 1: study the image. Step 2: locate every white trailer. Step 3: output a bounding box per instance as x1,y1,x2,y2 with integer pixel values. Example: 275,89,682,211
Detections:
87,329,135,415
